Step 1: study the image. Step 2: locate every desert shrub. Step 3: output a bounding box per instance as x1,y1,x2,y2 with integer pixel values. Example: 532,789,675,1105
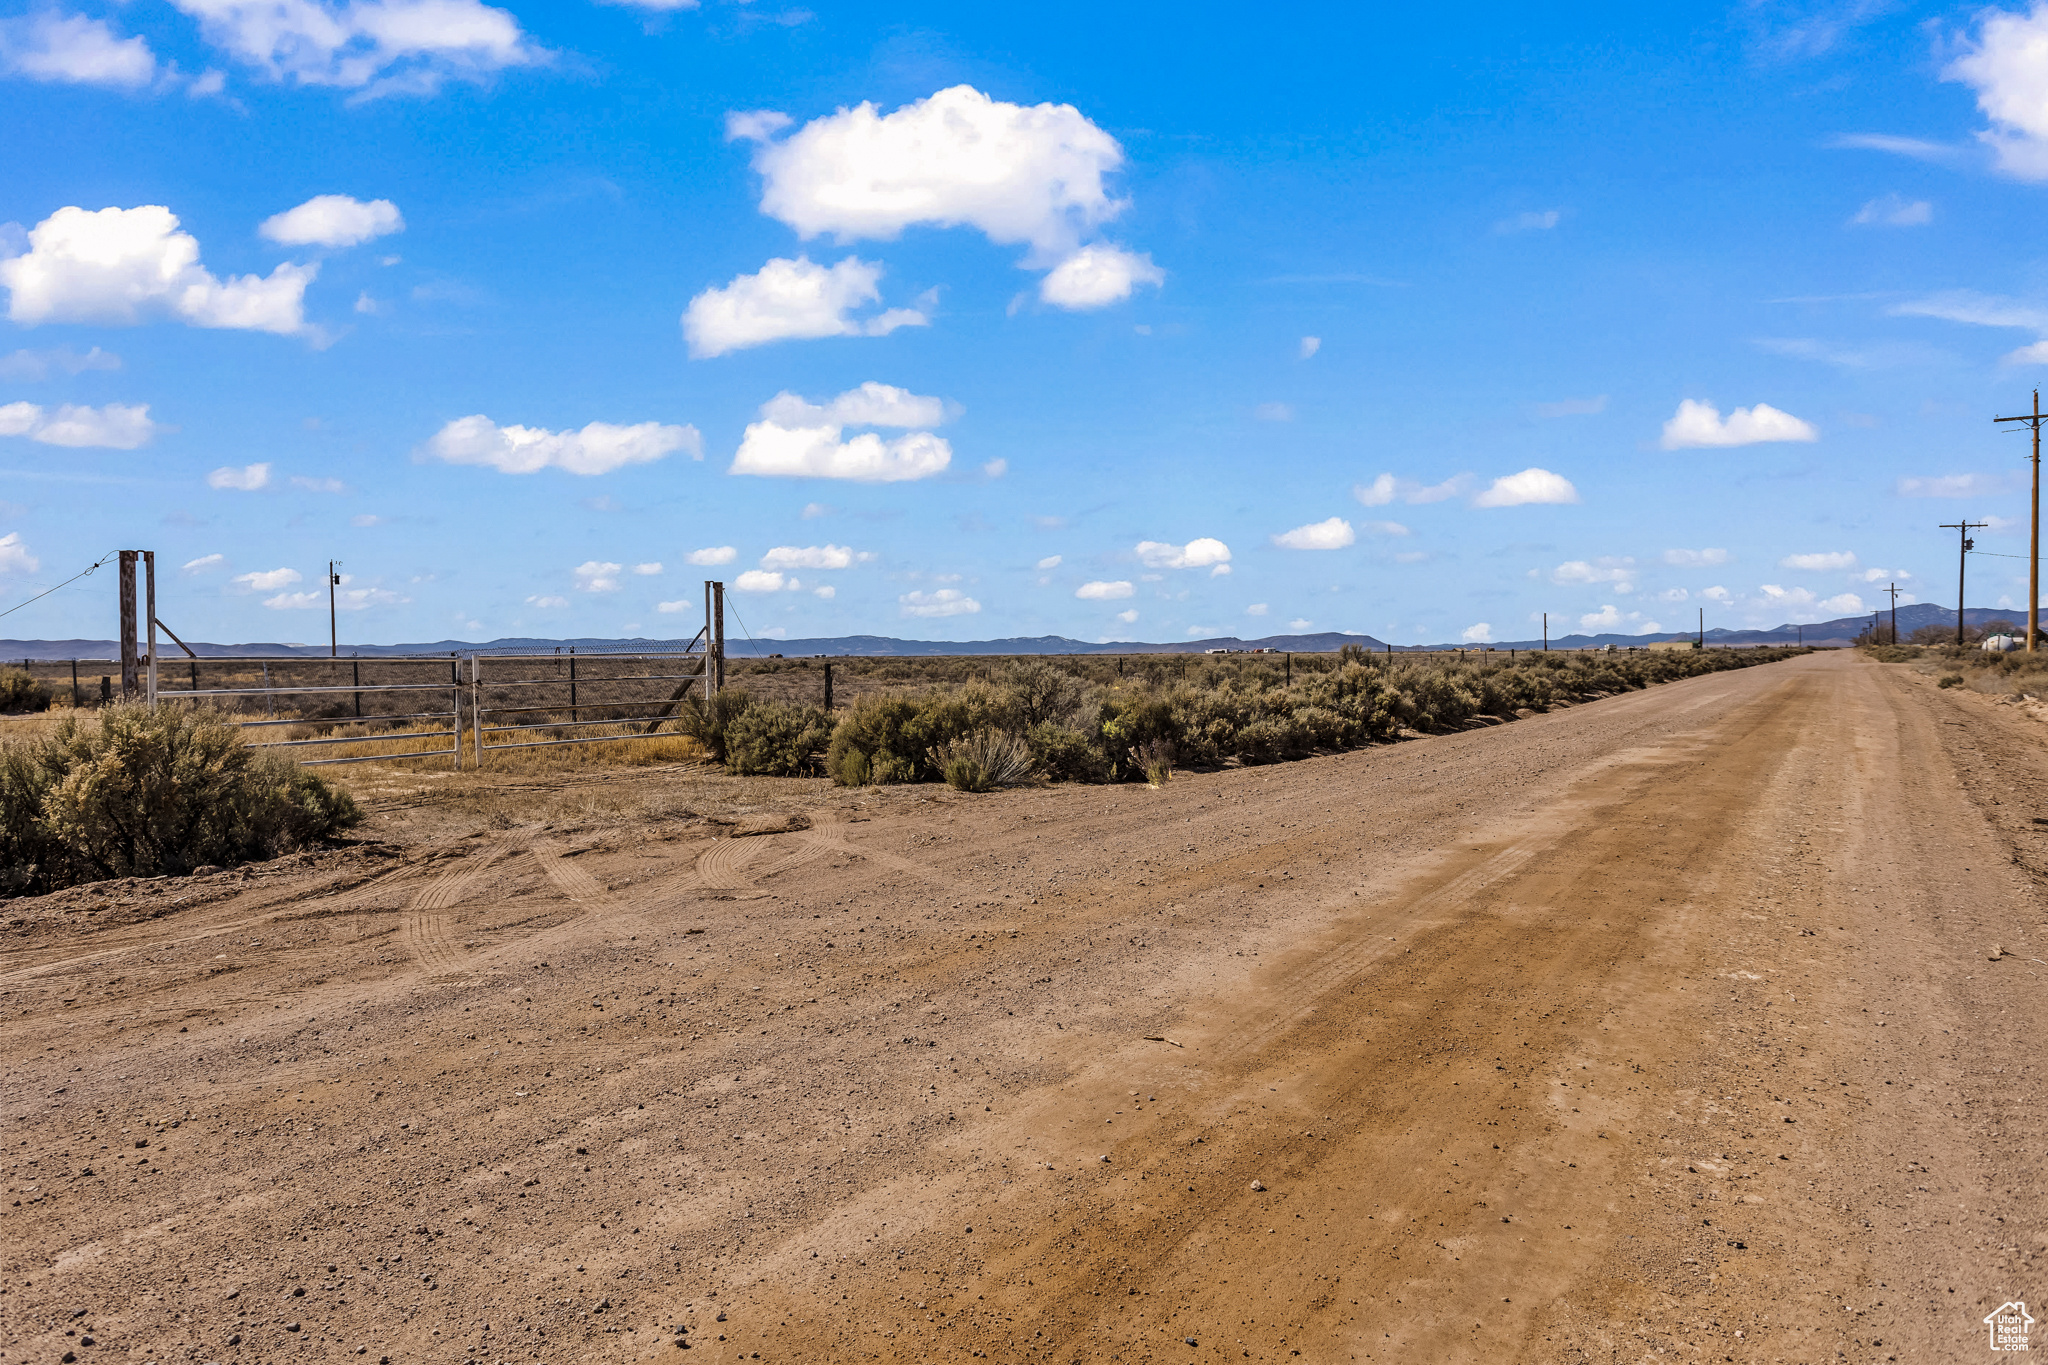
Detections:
1024,722,1106,783
0,668,50,714
1403,668,1479,730
1099,695,1181,779
902,685,1006,770
1938,673,1965,688
0,704,359,893
724,700,833,776
826,694,923,786
1867,644,1922,663
1233,715,1305,764
672,687,755,765
994,660,1090,730
934,729,1037,792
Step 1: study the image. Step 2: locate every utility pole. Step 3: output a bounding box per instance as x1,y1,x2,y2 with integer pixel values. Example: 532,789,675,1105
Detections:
1698,607,1704,648
1993,390,2044,651
1542,612,1548,651
1885,581,1902,645
327,560,342,658
1941,520,1989,647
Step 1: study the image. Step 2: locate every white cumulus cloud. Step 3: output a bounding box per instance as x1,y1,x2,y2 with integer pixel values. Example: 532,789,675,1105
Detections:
734,569,799,592
1552,557,1635,587
167,0,544,97
526,594,566,609
741,84,1157,306
1462,622,1495,643
900,588,980,617
633,562,662,576
1663,547,1730,567
1272,517,1355,550
746,84,1126,256
573,561,623,593
1779,551,1858,571
685,546,736,565
1134,537,1231,574
759,381,949,429
423,414,700,475
731,385,952,482
234,566,301,591
0,11,156,87
1035,554,1062,570
761,544,863,570
260,195,404,248
1819,592,1866,613
1038,245,1164,309
0,533,38,575
1246,603,1268,616
0,205,314,335
1659,399,1817,449
656,599,692,613
208,462,272,490
1946,4,2048,180
1473,468,1579,507
682,256,925,358
1298,336,1320,359
0,400,155,449
1075,580,1134,600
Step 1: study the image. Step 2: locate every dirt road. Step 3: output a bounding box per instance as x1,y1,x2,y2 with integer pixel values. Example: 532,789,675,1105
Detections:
3,650,2043,1363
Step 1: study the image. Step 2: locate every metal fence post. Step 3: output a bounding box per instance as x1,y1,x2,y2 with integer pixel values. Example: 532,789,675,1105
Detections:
144,550,157,708
471,654,484,770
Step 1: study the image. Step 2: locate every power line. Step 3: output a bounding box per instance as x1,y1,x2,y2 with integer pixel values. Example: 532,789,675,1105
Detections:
0,551,117,621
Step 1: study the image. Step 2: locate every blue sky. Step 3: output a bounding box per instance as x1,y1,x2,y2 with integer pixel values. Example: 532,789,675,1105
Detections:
5,0,2048,646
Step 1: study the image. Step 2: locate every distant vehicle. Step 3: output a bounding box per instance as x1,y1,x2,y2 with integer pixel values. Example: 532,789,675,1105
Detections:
1983,634,2021,653
1204,648,1231,655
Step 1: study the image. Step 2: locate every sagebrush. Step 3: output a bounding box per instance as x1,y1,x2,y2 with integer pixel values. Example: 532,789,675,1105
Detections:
0,705,360,894
824,647,1806,787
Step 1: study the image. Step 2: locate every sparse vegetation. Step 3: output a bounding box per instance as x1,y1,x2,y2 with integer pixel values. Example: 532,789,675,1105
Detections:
823,647,1808,787
0,705,360,894
935,729,1037,792
723,698,834,777
0,667,51,714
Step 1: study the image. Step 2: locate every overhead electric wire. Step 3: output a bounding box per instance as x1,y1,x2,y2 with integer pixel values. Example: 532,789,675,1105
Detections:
0,550,117,621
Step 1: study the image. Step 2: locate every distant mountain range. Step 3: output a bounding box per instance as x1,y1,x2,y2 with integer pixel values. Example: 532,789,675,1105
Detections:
0,602,2018,661
1415,601,2022,651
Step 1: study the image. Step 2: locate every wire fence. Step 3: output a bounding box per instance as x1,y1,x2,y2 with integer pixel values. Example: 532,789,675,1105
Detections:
0,642,1799,762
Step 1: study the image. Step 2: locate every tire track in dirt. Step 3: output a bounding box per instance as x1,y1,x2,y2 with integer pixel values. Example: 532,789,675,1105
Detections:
528,840,638,936
403,841,514,979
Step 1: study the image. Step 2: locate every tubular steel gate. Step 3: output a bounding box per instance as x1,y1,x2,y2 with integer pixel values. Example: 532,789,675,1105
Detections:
159,655,468,767
467,635,711,766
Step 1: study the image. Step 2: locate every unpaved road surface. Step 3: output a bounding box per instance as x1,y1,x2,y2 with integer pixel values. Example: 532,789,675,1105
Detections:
4,650,2044,1363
